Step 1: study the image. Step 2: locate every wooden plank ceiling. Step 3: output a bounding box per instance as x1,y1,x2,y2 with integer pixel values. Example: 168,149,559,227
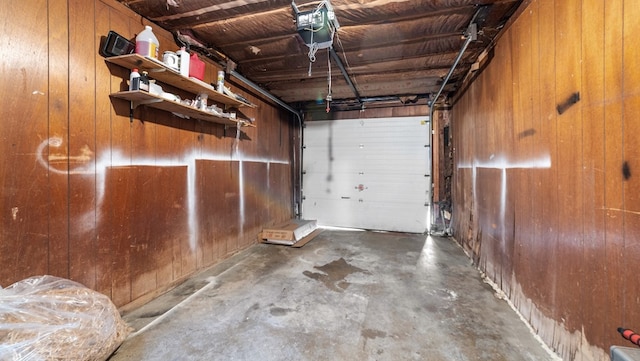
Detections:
116,0,521,108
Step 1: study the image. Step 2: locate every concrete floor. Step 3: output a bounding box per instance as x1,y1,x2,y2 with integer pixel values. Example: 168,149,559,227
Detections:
109,230,558,361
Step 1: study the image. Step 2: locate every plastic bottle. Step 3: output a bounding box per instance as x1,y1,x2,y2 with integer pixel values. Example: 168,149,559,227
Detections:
177,47,190,77
129,68,140,91
135,25,159,59
139,71,150,91
217,70,225,93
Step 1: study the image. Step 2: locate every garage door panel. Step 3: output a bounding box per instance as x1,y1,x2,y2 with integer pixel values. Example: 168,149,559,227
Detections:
303,173,360,198
303,116,430,233
302,198,362,228
304,172,428,196
305,158,429,175
303,198,428,233
354,201,428,233
357,177,430,203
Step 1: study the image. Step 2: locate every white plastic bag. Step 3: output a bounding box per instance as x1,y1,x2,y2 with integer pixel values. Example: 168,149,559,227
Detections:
0,276,131,361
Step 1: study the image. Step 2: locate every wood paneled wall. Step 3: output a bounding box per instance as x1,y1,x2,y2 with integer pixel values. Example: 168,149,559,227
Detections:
328,105,429,120
0,0,296,308
451,0,639,359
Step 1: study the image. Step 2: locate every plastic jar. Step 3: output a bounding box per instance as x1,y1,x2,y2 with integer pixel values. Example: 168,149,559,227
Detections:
135,25,159,59
129,68,140,91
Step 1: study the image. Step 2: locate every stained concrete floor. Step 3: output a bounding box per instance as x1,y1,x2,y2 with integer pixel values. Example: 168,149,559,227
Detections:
109,230,558,361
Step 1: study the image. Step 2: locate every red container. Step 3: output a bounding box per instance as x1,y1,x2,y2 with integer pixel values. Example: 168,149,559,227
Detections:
189,53,205,80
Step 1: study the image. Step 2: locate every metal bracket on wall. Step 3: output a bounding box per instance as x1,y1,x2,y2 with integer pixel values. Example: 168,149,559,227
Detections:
131,98,162,109
129,98,163,122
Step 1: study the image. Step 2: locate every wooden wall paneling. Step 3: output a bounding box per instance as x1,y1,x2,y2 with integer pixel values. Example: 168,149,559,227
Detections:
510,9,535,309
466,86,480,258
247,113,260,153
580,0,607,352
452,87,476,257
470,66,488,272
268,163,282,224
105,166,132,306
137,163,163,297
192,125,207,270
68,0,98,290
104,8,155,300
474,44,495,275
0,1,50,286
154,116,184,279
499,34,516,297
508,18,523,300
258,105,274,159
47,0,71,280
272,107,293,221
202,124,228,266
553,1,584,354
530,0,544,310
192,70,234,263
533,0,559,347
244,162,268,247
477,169,502,281
227,160,242,256
392,105,428,118
157,164,188,290
208,160,240,257
526,0,547,326
124,166,155,302
94,0,115,299
178,126,197,278
198,124,230,267
104,3,134,167
482,35,515,290
242,121,259,161
128,18,172,165
194,122,206,269
255,104,271,158
103,3,137,306
622,0,640,334
159,18,202,277
450,105,464,247
196,160,219,266
240,161,255,247
450,106,460,235
264,160,275,227
129,166,188,300
450,0,635,356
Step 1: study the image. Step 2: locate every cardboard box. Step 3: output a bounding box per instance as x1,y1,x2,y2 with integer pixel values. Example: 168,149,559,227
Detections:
259,219,320,247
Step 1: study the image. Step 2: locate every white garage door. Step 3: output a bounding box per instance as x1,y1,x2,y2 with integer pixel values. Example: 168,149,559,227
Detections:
302,116,430,233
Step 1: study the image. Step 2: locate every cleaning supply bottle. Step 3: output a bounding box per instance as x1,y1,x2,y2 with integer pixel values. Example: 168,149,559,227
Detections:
217,70,225,93
129,68,140,91
135,25,159,59
177,46,190,77
139,71,150,91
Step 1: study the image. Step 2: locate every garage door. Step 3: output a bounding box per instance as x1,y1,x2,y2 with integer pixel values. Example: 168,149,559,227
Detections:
302,116,430,233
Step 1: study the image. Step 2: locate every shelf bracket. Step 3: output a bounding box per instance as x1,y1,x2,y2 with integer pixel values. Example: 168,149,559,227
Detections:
132,98,163,109
129,98,163,122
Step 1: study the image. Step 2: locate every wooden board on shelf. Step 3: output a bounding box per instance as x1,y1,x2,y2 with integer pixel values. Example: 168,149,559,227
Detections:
110,91,255,127
105,54,256,108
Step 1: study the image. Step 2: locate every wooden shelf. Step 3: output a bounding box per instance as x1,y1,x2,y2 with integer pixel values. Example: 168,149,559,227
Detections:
105,54,256,108
110,91,255,127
